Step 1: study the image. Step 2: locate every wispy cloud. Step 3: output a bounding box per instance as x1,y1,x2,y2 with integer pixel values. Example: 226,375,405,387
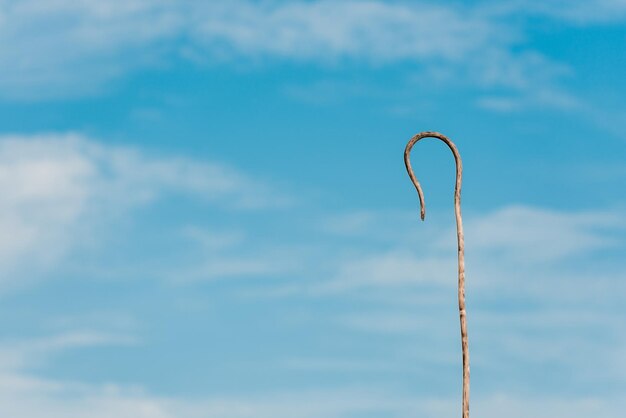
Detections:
299,204,626,399
0,168,623,416
0,330,136,372
306,205,626,295
2,0,620,105
476,89,582,112
462,205,626,262
0,133,288,286
1,134,623,414
0,0,181,99
191,1,504,63
0,374,623,418
487,0,626,24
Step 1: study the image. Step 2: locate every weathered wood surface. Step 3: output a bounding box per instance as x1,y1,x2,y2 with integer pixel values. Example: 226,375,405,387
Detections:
404,131,469,418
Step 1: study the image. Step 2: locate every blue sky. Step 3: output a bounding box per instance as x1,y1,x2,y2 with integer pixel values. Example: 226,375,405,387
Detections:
0,1,625,417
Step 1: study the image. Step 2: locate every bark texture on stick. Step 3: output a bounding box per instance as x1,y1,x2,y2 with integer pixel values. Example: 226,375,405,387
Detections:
404,131,469,418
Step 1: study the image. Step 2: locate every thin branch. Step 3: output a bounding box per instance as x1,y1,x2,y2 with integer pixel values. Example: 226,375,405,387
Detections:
404,131,469,418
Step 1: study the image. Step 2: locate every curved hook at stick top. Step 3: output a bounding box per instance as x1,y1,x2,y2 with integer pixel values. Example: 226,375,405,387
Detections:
404,131,470,418
403,131,462,221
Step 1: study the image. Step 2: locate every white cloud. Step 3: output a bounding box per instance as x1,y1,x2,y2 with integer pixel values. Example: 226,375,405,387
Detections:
0,331,136,372
306,204,625,296
0,0,607,103
0,0,182,99
315,251,457,294
491,0,626,24
0,374,624,418
462,205,626,263
0,134,623,417
0,133,287,286
191,1,502,63
0,312,618,417
0,373,174,418
476,88,582,112
139,225,304,283
166,251,300,283
300,205,626,401
0,325,622,416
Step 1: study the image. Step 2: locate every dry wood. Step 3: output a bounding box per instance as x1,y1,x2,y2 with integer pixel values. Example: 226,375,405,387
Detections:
404,131,469,418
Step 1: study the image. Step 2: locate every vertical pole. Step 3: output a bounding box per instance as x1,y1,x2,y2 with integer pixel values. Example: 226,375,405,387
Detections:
404,131,469,418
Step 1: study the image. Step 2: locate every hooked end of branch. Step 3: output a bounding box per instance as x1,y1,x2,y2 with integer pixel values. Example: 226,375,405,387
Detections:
405,142,426,222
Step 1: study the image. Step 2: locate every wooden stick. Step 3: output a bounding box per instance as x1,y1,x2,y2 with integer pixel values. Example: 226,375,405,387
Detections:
404,131,469,418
